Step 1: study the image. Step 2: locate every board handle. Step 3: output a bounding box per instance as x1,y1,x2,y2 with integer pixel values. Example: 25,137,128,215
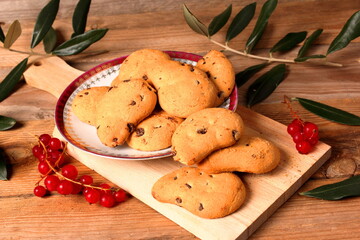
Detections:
24,56,84,99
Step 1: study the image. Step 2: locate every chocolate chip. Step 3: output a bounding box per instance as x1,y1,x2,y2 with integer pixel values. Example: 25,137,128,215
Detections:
130,100,136,106
180,63,185,66
173,176,178,180
205,71,211,78
142,75,148,80
112,138,118,142
217,91,224,98
96,125,100,129
195,80,200,85
108,87,113,92
123,79,130,82
135,128,144,137
84,92,89,95
199,203,204,211
197,128,207,134
127,123,135,133
79,95,83,97
140,95,144,101
176,197,182,203
245,143,250,146
185,183,192,189
189,66,194,72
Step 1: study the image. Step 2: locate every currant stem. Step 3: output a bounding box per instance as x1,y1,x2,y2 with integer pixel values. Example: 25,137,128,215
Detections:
283,95,302,120
210,39,343,67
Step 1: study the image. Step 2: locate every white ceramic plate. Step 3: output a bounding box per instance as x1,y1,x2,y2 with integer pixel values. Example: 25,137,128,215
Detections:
55,51,238,160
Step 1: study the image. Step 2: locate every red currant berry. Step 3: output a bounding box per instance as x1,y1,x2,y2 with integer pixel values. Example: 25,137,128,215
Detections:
84,188,100,204
291,118,303,127
287,122,302,136
292,132,305,144
114,190,127,203
79,175,93,185
100,193,116,208
48,138,62,150
71,181,83,194
34,185,47,197
303,122,319,139
61,164,78,180
99,183,111,192
307,135,319,146
296,140,312,154
44,175,60,191
57,180,74,195
39,134,52,146
32,145,44,159
38,161,51,175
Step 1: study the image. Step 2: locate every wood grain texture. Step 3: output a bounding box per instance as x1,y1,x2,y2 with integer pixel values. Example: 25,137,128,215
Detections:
0,0,360,239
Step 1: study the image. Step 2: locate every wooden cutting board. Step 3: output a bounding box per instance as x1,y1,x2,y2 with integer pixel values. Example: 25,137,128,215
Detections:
24,56,331,240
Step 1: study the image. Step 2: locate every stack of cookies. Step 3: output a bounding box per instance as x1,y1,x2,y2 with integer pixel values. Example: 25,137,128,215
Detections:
72,49,281,219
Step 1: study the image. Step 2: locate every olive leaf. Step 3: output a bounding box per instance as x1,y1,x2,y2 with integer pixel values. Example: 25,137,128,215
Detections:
300,175,360,200
4,20,21,49
72,0,92,38
0,149,8,180
327,10,360,55
270,31,307,53
208,4,232,36
245,0,278,53
0,25,6,43
30,0,59,49
52,28,108,56
294,54,326,62
226,2,256,43
246,63,286,107
0,115,16,131
0,58,28,102
235,62,267,87
43,27,57,53
182,4,209,37
294,97,360,125
297,29,323,58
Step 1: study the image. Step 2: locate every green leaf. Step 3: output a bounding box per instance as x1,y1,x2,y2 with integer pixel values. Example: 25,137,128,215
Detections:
297,29,323,58
52,28,108,56
294,97,360,125
294,54,326,62
0,149,8,180
0,26,5,43
4,20,22,49
235,62,267,87
245,0,278,53
43,27,57,53
208,4,232,36
246,63,286,107
226,2,256,43
72,0,92,38
327,10,360,55
0,58,28,102
182,4,209,37
300,175,360,200
30,0,60,49
270,31,307,53
0,115,16,131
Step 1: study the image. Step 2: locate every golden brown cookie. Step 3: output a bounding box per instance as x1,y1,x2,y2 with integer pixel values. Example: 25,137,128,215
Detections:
197,50,235,106
112,49,219,118
126,110,184,151
171,108,244,165
72,87,109,126
151,167,246,219
95,79,157,147
198,135,281,174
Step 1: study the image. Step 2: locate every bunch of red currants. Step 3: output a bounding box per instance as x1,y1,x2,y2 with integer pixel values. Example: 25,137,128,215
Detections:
32,134,127,208
287,119,319,154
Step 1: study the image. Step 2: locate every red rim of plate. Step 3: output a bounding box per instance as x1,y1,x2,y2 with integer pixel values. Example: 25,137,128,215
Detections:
55,51,238,160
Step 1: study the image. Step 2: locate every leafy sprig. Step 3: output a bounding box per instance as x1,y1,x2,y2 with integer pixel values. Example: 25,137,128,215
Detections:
183,0,360,108
0,0,107,131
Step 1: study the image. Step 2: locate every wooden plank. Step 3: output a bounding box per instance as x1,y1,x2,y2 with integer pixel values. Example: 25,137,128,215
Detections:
53,105,331,240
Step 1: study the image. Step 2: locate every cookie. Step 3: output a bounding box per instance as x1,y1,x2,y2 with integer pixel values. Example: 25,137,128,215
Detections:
197,50,235,106
151,167,246,219
72,87,109,126
127,110,184,151
95,79,157,147
171,108,244,165
112,49,219,118
198,134,281,174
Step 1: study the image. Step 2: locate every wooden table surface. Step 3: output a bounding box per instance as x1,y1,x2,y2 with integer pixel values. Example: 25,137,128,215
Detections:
1,0,360,239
